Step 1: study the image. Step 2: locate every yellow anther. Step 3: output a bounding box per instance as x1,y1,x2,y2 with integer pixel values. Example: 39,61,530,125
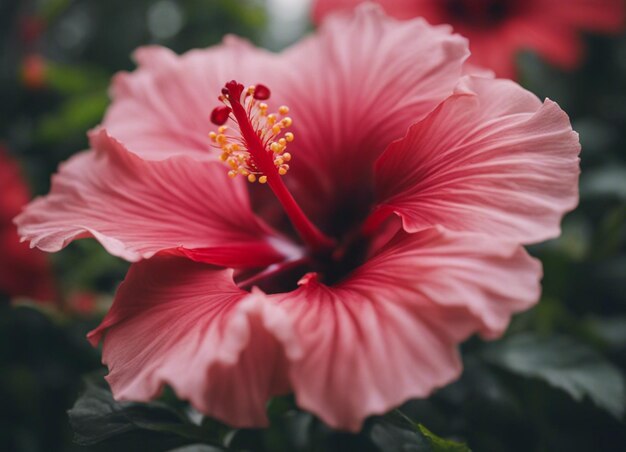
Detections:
267,114,277,125
278,138,287,146
248,86,255,95
218,126,228,134
216,134,228,145
274,157,284,166
278,166,288,176
259,175,268,184
231,144,240,152
270,142,281,153
209,132,217,141
283,152,292,162
285,132,294,142
219,153,228,162
239,168,250,176
259,102,268,110
248,174,257,183
278,106,290,115
281,117,292,127
228,170,237,178
228,159,238,169
272,125,282,135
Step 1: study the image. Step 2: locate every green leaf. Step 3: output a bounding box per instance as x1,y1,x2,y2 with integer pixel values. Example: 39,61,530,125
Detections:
168,445,224,452
417,425,471,452
46,62,109,95
586,316,626,348
483,333,626,419
36,91,108,143
369,412,470,452
68,377,223,449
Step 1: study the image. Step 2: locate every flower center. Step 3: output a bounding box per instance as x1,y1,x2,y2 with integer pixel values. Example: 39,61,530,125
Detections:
444,0,514,26
209,80,336,255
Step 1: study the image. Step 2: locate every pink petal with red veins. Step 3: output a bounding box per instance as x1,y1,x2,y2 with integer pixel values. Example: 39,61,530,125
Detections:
88,256,301,428
374,76,580,245
104,38,281,161
275,227,541,431
16,129,284,266
277,5,469,223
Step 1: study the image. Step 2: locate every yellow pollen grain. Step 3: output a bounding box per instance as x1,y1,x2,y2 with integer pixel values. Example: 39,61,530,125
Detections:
278,106,289,115
278,167,288,176
272,125,282,135
270,142,281,153
218,126,228,134
219,153,228,162
278,138,287,146
283,152,292,162
285,132,294,142
259,175,268,184
216,134,228,145
281,117,292,127
209,132,217,141
274,157,284,166
248,174,257,183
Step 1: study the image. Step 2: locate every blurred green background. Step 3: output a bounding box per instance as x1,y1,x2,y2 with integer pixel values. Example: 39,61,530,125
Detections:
1,0,626,451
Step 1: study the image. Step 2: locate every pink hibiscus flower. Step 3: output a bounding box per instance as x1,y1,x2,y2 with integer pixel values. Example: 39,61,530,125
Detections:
16,6,580,431
0,145,54,302
312,0,626,78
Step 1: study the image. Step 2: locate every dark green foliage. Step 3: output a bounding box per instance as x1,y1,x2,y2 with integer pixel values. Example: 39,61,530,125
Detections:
483,333,625,419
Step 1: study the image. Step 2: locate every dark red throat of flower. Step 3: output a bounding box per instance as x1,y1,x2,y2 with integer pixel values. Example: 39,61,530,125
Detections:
209,80,336,253
444,0,514,26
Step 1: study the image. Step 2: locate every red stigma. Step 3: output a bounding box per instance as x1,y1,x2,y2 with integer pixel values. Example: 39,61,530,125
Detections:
253,84,271,100
210,106,231,126
224,80,245,101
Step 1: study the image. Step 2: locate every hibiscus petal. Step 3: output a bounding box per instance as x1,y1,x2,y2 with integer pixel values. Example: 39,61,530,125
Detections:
276,227,541,431
104,38,280,160
15,129,285,266
373,76,580,244
88,256,301,427
100,6,469,232
276,4,469,226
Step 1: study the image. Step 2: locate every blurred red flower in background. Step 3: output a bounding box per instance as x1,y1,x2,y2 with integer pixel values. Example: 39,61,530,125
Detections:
312,0,626,78
20,54,47,90
0,146,54,302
